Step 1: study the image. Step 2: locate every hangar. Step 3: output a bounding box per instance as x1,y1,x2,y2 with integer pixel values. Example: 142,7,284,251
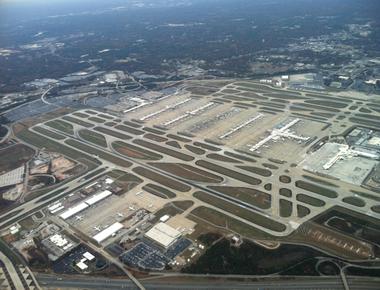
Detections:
144,222,181,249
93,222,124,243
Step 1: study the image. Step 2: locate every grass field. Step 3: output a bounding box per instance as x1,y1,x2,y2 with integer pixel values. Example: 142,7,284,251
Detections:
33,126,66,140
172,200,194,211
189,206,274,239
193,191,285,232
342,196,366,207
142,183,176,199
206,153,242,164
94,127,132,140
296,193,325,207
144,133,168,143
301,175,338,188
150,163,224,183
133,166,191,192
208,186,271,209
196,160,262,185
115,124,145,135
279,199,292,217
65,139,132,168
133,139,194,161
0,143,35,172
184,145,205,155
295,180,338,199
78,129,108,147
45,119,74,135
15,125,99,170
279,188,292,198
73,112,90,118
237,165,272,177
88,116,106,123
97,114,114,120
113,141,162,160
62,116,94,128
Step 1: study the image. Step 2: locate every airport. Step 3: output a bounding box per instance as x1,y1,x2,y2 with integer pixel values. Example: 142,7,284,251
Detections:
1,79,380,287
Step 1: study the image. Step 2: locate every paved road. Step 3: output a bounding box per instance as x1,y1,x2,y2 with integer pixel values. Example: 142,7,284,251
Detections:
0,165,107,229
50,215,146,290
0,251,25,290
40,86,57,106
0,125,10,143
36,273,380,290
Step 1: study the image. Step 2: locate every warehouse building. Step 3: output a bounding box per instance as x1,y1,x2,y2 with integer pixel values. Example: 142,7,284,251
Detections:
58,190,113,220
92,222,124,243
144,222,181,249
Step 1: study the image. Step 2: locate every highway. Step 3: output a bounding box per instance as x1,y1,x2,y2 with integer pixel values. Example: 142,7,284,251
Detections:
0,125,10,143
40,85,57,106
35,273,380,290
50,215,146,290
0,251,26,290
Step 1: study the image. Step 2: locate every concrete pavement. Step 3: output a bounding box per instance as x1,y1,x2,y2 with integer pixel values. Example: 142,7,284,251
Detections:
0,251,25,290
35,273,380,290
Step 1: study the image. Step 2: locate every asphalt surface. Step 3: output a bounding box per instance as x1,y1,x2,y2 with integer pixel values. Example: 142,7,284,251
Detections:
0,252,25,290
0,165,107,229
36,273,380,290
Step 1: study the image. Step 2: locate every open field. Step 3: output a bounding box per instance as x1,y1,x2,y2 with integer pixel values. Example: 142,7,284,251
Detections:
94,127,132,140
62,116,94,128
296,194,326,207
78,129,108,147
142,183,176,199
133,139,194,161
196,160,262,185
193,192,285,232
132,166,191,192
88,116,106,123
189,206,274,240
144,133,168,143
150,163,224,183
295,180,338,199
65,139,132,167
115,124,145,135
112,141,162,160
291,222,374,260
33,126,66,140
237,165,272,177
208,186,271,209
14,124,99,170
0,143,35,173
45,119,74,135
207,153,242,164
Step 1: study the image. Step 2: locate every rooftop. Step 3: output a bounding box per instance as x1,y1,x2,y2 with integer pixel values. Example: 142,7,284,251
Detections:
144,222,181,248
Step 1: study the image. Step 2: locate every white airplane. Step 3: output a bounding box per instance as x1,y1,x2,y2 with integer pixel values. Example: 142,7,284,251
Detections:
75,216,83,221
135,191,143,196
93,226,101,232
117,213,124,217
